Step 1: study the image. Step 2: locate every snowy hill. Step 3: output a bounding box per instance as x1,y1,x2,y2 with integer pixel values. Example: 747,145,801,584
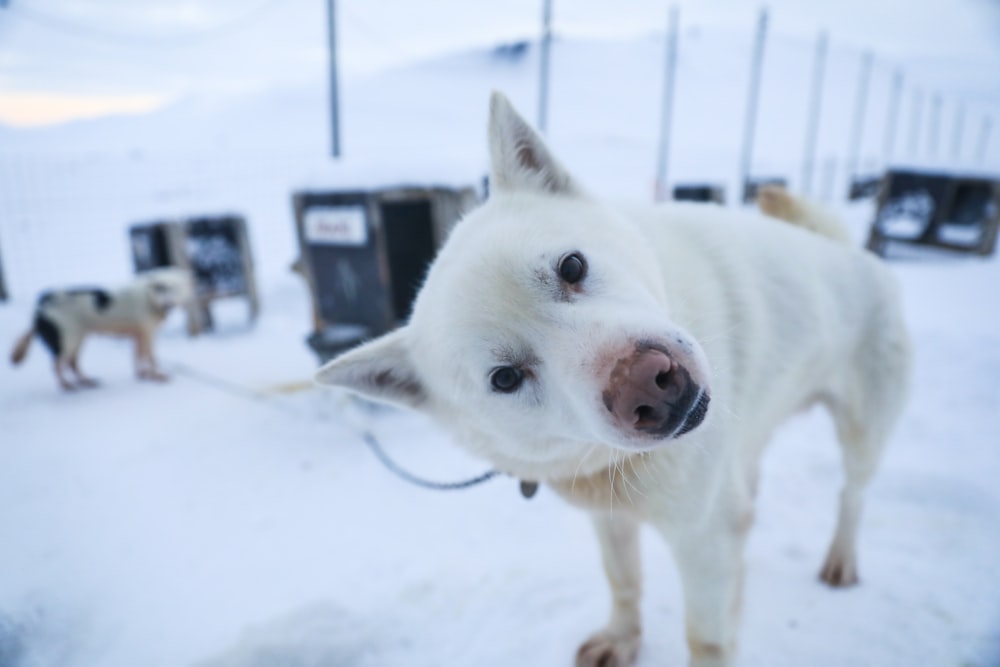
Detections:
2,27,998,299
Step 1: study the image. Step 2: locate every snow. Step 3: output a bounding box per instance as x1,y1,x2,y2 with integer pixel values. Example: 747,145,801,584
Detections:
2,3,1000,666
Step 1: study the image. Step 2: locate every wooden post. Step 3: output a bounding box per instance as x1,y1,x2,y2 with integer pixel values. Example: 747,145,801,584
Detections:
908,89,924,159
882,69,904,165
801,30,828,195
326,0,341,158
845,50,873,183
739,7,769,200
976,115,993,165
951,102,965,163
654,6,680,201
538,0,553,134
928,93,942,158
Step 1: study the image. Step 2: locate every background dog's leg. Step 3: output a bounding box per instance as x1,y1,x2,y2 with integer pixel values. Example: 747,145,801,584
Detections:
576,512,642,667
135,330,168,382
67,341,98,388
132,332,148,379
53,358,76,391
667,520,748,667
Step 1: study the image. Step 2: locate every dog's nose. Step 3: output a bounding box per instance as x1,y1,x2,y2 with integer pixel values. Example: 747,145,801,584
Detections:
603,348,708,438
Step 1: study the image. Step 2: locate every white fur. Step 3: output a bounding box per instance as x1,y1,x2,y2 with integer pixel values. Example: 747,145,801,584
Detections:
315,93,912,667
10,267,195,390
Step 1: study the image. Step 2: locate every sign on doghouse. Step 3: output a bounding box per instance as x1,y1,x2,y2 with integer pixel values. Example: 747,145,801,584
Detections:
303,206,368,246
865,170,1000,256
293,186,479,362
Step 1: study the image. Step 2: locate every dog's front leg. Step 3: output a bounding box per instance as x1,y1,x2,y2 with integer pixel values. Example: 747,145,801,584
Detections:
134,330,168,382
576,511,642,667
666,521,748,667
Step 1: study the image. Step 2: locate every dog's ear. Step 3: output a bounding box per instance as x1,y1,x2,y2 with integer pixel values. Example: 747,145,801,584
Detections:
315,328,426,409
488,91,581,197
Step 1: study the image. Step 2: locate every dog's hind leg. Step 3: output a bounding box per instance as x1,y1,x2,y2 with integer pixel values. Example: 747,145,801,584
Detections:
820,405,885,586
820,322,911,586
67,340,98,388
40,318,80,392
576,512,642,667
53,358,77,391
820,402,899,586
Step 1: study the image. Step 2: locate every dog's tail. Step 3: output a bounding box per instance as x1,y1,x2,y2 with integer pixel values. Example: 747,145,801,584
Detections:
757,185,852,244
10,326,34,365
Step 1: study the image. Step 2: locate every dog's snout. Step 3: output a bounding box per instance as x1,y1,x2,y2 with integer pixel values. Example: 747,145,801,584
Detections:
603,348,708,439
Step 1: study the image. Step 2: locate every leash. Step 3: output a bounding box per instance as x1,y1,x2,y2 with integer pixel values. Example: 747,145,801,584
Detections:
166,360,509,493
360,430,500,491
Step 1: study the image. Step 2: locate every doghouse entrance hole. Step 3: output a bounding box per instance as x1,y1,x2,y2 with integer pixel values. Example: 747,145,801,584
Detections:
381,199,436,322
131,225,172,270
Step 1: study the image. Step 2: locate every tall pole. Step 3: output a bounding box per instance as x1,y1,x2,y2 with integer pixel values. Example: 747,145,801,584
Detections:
908,89,924,159
739,7,769,201
654,6,680,201
927,93,942,159
845,50,873,181
951,102,965,163
976,115,993,165
882,69,903,165
326,0,341,158
538,0,553,134
801,30,828,195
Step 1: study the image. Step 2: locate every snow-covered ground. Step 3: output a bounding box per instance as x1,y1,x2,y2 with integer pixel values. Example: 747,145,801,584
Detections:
2,209,999,667
2,3,1000,666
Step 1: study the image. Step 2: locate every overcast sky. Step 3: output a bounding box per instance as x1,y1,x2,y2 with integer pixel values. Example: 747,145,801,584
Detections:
1,0,998,126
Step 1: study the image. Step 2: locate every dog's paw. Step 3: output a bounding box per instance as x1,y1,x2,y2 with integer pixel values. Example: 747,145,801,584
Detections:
819,551,858,587
138,370,170,383
575,629,640,667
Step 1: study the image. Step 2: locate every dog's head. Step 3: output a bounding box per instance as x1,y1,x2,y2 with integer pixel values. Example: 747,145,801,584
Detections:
316,93,711,480
138,267,196,312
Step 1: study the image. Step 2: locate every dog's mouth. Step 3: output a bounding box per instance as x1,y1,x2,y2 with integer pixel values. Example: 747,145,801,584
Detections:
674,390,710,437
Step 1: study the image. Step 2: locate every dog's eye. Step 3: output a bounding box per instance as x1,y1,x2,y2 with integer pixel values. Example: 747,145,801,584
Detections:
558,252,586,284
490,366,524,393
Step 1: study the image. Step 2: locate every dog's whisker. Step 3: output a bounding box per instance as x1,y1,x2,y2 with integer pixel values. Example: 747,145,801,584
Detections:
621,455,647,500
615,454,635,506
571,444,598,493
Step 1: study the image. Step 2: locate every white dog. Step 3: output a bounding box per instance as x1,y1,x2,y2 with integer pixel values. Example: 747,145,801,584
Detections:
10,267,194,390
315,93,912,666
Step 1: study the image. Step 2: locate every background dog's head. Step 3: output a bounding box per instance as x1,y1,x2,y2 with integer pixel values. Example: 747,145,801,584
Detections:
316,93,711,481
137,267,196,313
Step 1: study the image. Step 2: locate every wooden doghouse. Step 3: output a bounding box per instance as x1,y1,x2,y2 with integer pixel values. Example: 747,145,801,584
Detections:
292,185,479,362
673,184,726,204
848,173,882,201
865,170,1000,257
129,215,259,333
